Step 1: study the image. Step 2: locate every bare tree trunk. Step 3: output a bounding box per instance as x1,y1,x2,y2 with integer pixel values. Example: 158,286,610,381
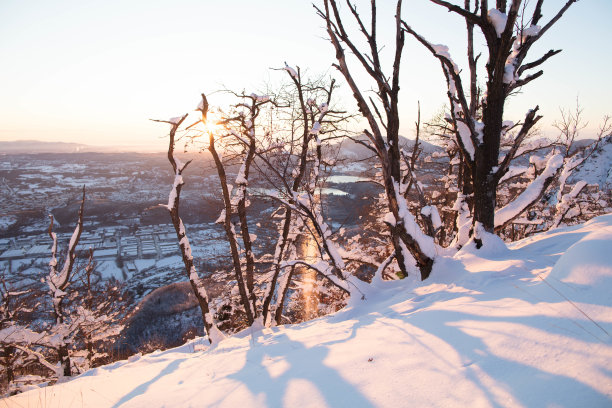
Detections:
316,0,436,280
47,187,85,377
155,112,221,343
2,346,15,388
208,134,256,325
274,265,296,326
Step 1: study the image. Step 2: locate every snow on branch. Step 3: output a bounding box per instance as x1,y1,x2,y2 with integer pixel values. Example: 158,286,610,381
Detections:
487,9,508,37
154,104,222,344
284,62,298,80
402,22,478,162
553,180,588,228
495,154,564,230
48,187,85,298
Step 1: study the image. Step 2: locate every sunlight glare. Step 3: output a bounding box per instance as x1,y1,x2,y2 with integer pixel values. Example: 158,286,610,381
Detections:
194,111,223,135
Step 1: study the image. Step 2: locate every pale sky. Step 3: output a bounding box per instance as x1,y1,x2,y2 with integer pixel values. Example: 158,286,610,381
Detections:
1,0,610,151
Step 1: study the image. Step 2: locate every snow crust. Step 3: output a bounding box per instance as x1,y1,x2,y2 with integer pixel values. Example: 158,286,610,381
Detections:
8,215,612,407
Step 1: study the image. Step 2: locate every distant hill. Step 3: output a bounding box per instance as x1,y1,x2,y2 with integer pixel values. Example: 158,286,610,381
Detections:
570,134,612,191
0,140,165,154
334,135,443,161
0,140,90,154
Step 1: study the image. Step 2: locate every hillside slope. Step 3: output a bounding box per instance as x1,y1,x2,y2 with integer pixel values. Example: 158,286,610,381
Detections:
569,134,612,190
7,215,612,407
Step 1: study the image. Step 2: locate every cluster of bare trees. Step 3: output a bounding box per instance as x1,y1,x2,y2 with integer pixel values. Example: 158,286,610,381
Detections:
155,67,372,342
1,190,125,394
4,0,607,393
148,0,612,346
319,0,586,262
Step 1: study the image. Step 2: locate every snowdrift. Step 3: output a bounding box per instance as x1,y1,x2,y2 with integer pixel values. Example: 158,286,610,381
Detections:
7,215,612,407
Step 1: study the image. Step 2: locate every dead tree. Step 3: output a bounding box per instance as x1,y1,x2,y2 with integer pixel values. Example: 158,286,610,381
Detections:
316,0,436,280
551,107,611,228
47,187,85,377
402,0,577,246
72,248,125,370
206,93,271,326
152,114,224,344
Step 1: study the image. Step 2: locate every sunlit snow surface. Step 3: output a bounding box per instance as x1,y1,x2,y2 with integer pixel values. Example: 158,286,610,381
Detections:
8,215,612,407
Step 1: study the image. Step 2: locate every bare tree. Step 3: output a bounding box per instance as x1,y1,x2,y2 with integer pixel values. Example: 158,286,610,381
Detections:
71,248,125,371
199,68,359,326
258,66,361,325
402,0,577,246
46,187,85,377
315,0,437,280
206,92,273,326
158,66,362,328
0,274,27,391
551,109,611,228
152,114,224,344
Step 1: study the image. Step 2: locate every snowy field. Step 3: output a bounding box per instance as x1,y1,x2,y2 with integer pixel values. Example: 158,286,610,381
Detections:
6,214,612,407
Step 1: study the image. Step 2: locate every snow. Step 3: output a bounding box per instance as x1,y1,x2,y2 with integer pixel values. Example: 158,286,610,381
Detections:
235,164,248,186
383,212,396,226
393,180,437,259
155,255,182,268
8,215,612,407
431,44,453,66
284,63,298,80
503,24,541,84
451,193,472,248
522,25,541,37
499,165,529,183
309,122,321,135
96,260,124,280
421,205,442,230
250,93,270,103
487,9,508,37
134,259,156,272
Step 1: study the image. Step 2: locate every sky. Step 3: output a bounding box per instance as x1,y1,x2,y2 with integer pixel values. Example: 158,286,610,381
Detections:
0,0,610,151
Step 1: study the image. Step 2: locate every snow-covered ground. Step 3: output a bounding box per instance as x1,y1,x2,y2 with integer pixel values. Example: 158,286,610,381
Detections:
7,215,612,407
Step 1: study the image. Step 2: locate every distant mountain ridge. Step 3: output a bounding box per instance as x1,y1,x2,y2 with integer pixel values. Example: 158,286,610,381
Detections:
0,140,164,154
570,134,612,191
336,135,443,160
0,140,89,154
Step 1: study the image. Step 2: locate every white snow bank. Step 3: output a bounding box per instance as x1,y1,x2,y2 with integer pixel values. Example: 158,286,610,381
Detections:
8,215,612,407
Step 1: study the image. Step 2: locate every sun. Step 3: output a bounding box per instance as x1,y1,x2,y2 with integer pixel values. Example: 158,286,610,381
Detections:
197,111,223,135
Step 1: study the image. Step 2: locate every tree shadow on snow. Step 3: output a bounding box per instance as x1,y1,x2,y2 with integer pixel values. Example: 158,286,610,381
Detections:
349,250,612,407
223,331,376,407
111,358,187,407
